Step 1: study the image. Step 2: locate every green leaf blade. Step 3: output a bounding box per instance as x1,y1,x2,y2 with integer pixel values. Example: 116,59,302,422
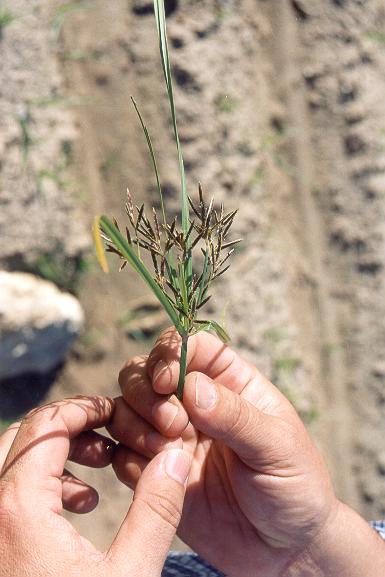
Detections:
153,0,191,272
131,96,166,226
99,216,186,336
194,319,230,343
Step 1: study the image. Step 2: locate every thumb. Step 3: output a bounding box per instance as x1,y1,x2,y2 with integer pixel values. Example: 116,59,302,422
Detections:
107,448,191,575
183,372,292,468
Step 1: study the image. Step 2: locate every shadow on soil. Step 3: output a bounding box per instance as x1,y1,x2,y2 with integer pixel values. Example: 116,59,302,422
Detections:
0,366,62,421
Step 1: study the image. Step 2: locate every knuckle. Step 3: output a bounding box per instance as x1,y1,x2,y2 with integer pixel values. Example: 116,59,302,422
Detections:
153,328,180,356
156,326,178,345
224,396,255,442
22,404,55,428
137,489,182,529
119,355,147,387
147,328,180,374
20,400,69,439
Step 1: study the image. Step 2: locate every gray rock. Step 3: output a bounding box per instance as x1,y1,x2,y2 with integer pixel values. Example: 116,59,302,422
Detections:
0,271,84,380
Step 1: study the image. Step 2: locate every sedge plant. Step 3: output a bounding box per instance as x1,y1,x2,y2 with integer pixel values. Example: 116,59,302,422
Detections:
93,0,240,400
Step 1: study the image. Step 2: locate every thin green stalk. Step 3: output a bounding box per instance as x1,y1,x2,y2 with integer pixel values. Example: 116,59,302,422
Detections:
131,96,166,226
177,334,189,400
153,0,191,278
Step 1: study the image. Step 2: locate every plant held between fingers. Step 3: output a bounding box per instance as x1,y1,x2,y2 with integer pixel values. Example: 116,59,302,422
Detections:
93,0,239,400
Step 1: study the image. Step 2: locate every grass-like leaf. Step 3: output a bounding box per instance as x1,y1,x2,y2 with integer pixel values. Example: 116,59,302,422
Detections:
195,319,230,343
131,96,166,226
98,215,186,335
153,0,191,281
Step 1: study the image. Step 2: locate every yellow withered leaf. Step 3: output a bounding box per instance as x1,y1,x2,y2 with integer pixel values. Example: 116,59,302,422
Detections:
92,215,109,273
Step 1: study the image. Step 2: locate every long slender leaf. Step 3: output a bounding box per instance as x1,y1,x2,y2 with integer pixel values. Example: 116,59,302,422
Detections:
131,97,166,226
194,319,230,343
209,320,230,343
99,216,186,335
153,0,192,282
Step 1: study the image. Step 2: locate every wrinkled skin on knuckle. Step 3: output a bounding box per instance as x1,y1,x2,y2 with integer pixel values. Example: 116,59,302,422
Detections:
156,326,179,345
277,419,325,474
135,489,182,530
154,328,181,357
23,402,63,431
119,355,147,384
222,395,254,443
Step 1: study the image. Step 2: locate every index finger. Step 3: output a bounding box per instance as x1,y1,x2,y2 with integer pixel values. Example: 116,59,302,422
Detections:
147,327,255,395
0,396,114,503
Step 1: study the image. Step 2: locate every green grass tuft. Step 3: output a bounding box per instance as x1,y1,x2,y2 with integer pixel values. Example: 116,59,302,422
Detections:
0,9,15,31
215,94,238,113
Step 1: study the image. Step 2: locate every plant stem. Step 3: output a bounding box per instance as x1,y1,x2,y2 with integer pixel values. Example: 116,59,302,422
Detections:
177,334,189,401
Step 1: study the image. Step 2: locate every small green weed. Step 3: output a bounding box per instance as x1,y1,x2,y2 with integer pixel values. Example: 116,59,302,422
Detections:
213,0,229,20
263,326,285,345
37,168,65,189
52,0,91,42
249,165,266,187
16,109,32,167
274,356,302,373
125,328,154,344
279,384,319,425
324,341,340,354
261,129,297,176
365,31,385,45
100,151,121,181
237,141,255,157
62,140,73,166
0,8,14,31
62,48,102,61
33,254,91,292
80,329,103,348
215,94,238,114
33,94,89,109
117,302,167,343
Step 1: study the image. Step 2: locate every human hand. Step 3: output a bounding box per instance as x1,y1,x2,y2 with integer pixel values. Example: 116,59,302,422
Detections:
0,395,191,577
111,329,385,577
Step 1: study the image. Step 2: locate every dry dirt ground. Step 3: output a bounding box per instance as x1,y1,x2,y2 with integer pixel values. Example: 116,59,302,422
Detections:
2,0,385,552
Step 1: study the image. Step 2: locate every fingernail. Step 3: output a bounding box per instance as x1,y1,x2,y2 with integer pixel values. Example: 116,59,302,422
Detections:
164,449,191,485
152,400,179,430
195,373,217,410
153,360,169,383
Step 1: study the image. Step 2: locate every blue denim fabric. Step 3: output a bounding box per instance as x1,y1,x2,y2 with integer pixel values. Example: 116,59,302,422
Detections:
162,552,225,577
164,521,385,576
372,520,385,540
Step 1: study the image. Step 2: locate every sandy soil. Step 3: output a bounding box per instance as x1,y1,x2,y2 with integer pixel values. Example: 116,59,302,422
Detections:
2,0,385,552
